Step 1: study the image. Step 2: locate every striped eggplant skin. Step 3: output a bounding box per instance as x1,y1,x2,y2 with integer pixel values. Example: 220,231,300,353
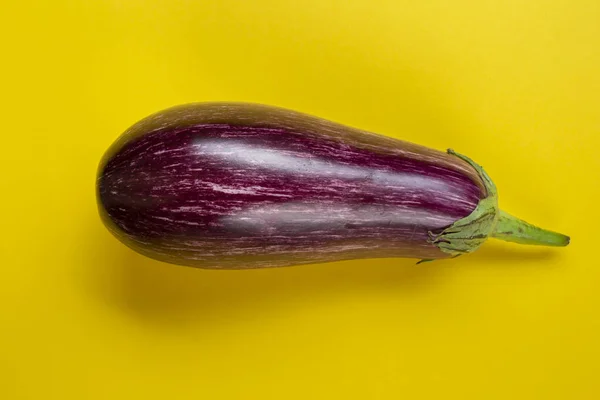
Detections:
97,103,487,269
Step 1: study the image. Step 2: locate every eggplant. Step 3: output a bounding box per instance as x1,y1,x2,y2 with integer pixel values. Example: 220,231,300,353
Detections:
96,102,569,269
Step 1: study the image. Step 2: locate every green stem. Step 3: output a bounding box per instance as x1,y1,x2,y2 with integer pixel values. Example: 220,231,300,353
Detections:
491,210,570,247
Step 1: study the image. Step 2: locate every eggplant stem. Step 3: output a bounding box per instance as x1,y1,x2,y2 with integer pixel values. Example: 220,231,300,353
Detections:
422,149,569,263
491,210,570,247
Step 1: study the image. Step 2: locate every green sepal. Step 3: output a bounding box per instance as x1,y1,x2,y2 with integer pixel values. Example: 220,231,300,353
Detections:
415,259,434,265
423,149,499,260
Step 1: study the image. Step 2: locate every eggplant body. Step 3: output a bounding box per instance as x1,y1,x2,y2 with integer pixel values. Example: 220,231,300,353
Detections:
97,103,493,268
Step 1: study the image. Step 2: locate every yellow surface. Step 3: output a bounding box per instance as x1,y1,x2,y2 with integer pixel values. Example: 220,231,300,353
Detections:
1,1,598,398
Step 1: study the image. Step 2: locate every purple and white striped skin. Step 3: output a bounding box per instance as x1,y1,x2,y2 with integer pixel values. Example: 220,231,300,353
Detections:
97,103,487,269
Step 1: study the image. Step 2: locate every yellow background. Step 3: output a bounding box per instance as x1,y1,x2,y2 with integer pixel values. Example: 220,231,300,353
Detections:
2,1,598,398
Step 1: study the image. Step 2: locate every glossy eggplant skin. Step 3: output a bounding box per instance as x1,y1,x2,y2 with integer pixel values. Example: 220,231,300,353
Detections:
97,103,486,269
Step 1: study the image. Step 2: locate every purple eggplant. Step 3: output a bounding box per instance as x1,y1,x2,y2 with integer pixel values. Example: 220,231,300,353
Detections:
96,102,569,269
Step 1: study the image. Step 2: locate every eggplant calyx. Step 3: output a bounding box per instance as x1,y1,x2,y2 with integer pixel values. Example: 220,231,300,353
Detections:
424,149,499,259
421,149,570,264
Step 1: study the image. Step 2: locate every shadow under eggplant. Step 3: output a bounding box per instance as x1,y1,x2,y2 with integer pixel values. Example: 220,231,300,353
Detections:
465,240,561,265
80,216,564,330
